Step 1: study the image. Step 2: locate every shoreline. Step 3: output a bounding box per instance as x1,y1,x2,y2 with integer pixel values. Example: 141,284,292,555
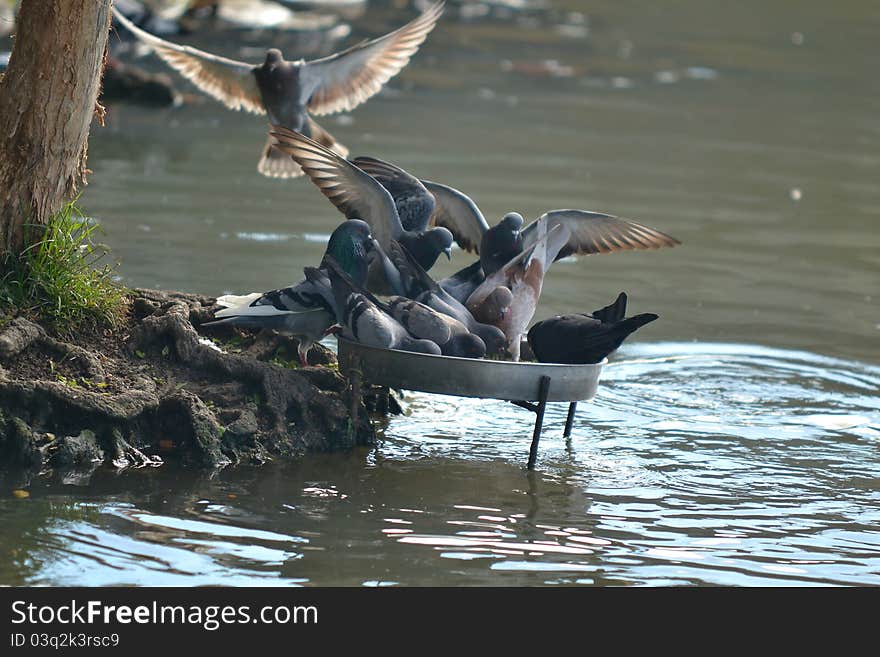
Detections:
0,288,392,479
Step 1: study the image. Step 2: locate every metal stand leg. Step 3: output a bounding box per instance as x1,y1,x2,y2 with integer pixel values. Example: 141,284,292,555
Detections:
527,376,551,470
563,402,577,438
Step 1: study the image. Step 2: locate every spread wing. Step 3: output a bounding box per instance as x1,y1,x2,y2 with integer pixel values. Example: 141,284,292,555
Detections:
269,126,404,249
302,1,444,116
423,180,489,254
521,210,681,260
112,6,264,114
351,156,435,232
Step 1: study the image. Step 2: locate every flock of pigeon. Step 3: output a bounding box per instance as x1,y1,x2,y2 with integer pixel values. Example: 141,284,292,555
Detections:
113,1,680,366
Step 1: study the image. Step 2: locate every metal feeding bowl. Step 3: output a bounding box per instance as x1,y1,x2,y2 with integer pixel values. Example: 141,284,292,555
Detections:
336,337,606,469
337,338,604,402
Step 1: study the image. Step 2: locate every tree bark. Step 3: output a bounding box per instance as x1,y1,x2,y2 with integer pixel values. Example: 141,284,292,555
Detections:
0,0,112,259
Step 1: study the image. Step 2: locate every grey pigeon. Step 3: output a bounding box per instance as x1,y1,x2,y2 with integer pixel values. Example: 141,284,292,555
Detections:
202,219,377,365
384,241,507,357
269,127,455,271
316,257,475,355
383,297,452,347
384,297,487,358
322,258,442,355
111,2,444,178
349,156,437,233
527,293,659,364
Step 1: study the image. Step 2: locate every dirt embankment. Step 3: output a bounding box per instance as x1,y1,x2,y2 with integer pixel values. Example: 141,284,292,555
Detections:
0,289,393,478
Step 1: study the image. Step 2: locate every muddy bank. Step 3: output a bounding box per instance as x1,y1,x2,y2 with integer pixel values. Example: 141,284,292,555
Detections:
0,289,394,477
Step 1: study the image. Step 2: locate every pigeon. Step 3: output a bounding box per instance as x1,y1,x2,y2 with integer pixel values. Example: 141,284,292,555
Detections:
384,297,488,359
349,156,437,233
435,207,680,304
348,155,681,324
437,260,484,305
111,1,445,178
269,127,455,271
316,253,484,357
527,293,659,364
320,258,442,355
348,155,680,275
383,240,507,357
202,219,377,365
353,156,490,253
381,296,451,347
466,221,571,360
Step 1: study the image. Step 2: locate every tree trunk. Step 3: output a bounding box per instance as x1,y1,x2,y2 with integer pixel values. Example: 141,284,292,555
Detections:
0,0,112,259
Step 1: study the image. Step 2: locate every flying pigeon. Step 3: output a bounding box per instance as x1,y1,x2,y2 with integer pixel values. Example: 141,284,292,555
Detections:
111,1,445,177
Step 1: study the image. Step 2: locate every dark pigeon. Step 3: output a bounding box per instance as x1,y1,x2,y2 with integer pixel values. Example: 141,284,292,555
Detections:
527,293,659,364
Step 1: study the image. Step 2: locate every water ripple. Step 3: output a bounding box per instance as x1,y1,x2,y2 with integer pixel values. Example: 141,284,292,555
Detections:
372,342,880,585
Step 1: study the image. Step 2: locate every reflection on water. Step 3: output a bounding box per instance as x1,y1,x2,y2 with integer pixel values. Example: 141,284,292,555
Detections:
1,0,878,586
2,343,878,586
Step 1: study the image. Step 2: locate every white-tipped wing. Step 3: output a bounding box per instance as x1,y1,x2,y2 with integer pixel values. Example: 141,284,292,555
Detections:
302,1,444,116
112,6,264,114
214,292,312,319
215,292,263,311
269,126,404,249
521,210,681,261
214,304,304,319
423,180,489,254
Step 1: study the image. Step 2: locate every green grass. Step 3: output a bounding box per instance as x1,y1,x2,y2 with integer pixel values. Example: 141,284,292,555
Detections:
0,201,127,334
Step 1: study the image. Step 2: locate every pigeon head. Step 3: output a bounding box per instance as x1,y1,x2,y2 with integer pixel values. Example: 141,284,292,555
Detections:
445,333,487,359
481,213,525,274
480,287,514,324
406,338,443,355
400,227,454,271
264,49,284,66
430,227,455,261
472,323,507,357
322,220,374,286
500,212,524,232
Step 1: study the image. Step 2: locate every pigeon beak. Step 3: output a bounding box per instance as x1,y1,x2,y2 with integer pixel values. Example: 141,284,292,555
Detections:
499,307,508,321
443,247,452,261
365,238,380,264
